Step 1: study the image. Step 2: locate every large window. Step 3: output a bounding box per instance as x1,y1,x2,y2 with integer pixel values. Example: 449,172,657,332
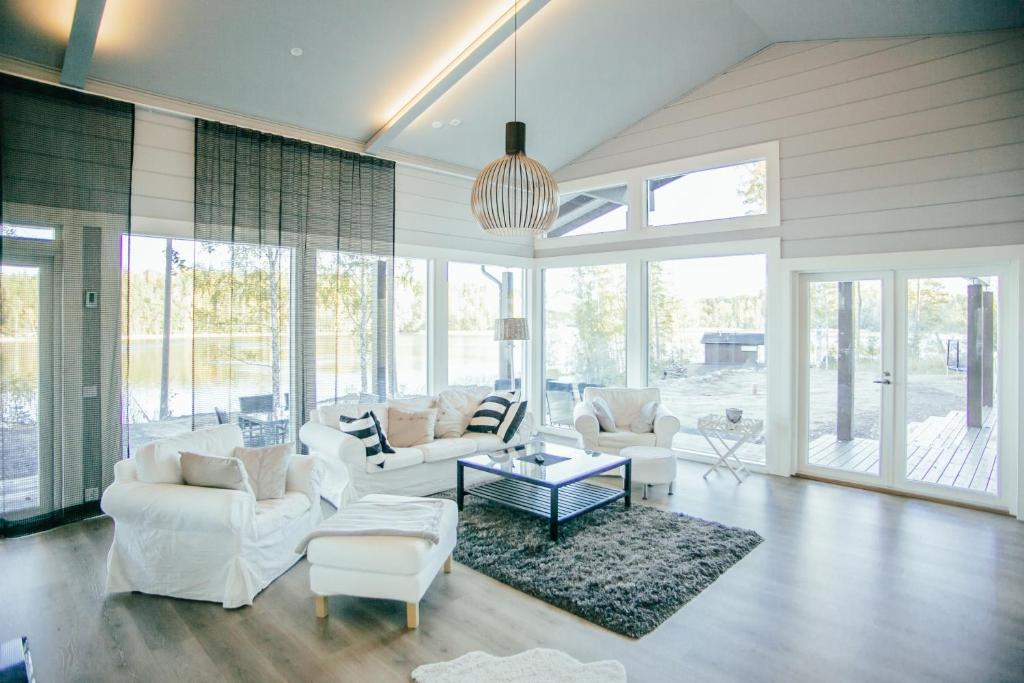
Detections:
393,257,428,396
647,159,766,227
123,235,196,448
648,254,767,461
548,185,628,238
542,264,627,426
447,262,525,388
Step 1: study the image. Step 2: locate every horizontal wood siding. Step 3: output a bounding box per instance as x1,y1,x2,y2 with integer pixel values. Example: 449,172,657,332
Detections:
130,109,525,255
556,29,1024,258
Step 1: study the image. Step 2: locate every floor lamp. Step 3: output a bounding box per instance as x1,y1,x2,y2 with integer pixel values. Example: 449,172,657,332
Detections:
495,317,529,393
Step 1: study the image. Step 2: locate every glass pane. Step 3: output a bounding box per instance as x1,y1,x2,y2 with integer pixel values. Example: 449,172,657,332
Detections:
806,280,882,475
315,251,381,404
647,159,766,227
648,255,767,462
549,185,628,238
905,277,998,495
447,263,525,388
1,264,41,512
193,241,293,446
542,264,627,426
122,235,195,449
394,257,428,397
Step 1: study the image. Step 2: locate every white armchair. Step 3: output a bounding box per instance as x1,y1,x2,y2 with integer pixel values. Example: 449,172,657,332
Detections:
573,387,679,454
101,424,323,608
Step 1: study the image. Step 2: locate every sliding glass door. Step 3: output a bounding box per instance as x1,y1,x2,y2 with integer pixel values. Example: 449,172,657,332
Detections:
799,268,1009,508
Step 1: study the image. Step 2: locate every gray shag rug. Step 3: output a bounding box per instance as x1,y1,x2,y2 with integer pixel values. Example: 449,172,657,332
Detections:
432,488,763,638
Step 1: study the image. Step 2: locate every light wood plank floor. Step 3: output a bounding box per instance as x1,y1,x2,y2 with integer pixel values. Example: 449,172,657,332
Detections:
1,460,1023,683
808,409,999,494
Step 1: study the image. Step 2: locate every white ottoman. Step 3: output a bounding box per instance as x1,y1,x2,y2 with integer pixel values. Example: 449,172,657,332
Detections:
621,446,677,499
307,494,458,629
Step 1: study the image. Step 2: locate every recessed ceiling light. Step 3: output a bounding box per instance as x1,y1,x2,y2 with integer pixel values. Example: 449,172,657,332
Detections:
449,118,462,127
431,121,444,129
290,47,303,57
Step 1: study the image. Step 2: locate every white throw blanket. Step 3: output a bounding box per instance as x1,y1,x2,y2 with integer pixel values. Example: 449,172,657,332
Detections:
295,497,446,553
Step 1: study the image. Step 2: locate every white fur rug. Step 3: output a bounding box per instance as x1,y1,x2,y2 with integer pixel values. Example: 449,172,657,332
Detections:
411,648,627,682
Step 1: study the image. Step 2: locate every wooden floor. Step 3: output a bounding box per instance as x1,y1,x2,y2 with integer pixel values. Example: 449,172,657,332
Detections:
2,460,1023,683
808,409,998,494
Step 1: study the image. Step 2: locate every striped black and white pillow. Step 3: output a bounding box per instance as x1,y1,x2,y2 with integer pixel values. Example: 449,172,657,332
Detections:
497,401,528,443
466,391,516,434
339,411,394,468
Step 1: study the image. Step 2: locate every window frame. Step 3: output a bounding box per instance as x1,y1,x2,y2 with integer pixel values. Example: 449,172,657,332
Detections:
536,141,780,252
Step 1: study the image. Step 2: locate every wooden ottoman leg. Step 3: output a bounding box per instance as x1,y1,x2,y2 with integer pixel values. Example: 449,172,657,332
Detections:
315,595,328,619
444,553,453,574
406,601,420,629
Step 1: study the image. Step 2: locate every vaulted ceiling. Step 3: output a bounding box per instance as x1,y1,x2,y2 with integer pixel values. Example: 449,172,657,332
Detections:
1,0,1021,173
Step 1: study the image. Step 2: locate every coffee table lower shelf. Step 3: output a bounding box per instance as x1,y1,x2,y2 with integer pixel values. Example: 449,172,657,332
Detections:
461,477,628,541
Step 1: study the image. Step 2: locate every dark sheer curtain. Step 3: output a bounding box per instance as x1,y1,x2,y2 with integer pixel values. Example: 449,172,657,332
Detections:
0,74,133,536
193,119,395,448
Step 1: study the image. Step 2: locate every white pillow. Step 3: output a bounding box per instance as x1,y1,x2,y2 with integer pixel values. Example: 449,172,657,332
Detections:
435,386,491,438
591,397,617,432
630,400,659,434
134,442,183,484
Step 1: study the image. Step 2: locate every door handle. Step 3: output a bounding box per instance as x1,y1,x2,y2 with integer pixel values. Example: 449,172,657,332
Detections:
873,371,892,385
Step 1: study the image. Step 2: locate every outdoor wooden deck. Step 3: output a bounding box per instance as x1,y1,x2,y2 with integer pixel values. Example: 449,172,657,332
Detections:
808,409,998,495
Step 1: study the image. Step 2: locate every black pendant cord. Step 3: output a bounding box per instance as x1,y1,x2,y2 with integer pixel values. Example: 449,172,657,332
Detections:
513,1,518,123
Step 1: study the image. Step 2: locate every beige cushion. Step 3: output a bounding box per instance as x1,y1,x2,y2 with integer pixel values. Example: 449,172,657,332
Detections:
366,447,423,474
233,444,291,500
435,386,490,438
180,451,253,496
418,437,477,463
387,406,438,448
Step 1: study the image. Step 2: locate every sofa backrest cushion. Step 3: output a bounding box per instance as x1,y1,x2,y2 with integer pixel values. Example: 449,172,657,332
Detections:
435,386,491,438
135,424,244,484
583,387,661,429
387,407,438,448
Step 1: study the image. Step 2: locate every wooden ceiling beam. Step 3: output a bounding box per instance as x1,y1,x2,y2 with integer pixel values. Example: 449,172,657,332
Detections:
365,0,549,154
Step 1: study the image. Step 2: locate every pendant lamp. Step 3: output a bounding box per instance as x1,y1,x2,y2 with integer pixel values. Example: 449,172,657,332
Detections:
470,3,558,237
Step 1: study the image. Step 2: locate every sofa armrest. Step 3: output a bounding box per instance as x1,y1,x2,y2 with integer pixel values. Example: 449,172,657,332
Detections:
101,480,256,534
573,401,600,437
286,454,322,505
113,459,138,484
653,404,680,448
300,422,365,468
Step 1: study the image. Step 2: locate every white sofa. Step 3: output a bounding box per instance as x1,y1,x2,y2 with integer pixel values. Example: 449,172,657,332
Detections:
300,389,535,506
573,387,680,454
100,424,323,608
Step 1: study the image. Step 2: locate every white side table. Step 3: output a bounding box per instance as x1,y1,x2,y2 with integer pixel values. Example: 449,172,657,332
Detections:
697,414,764,483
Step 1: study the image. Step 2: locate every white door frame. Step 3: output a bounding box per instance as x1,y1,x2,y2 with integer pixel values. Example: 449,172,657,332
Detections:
783,246,1021,518
797,270,894,489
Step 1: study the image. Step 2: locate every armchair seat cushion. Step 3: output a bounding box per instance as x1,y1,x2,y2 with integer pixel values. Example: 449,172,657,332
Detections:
418,438,476,463
256,492,312,535
596,431,657,450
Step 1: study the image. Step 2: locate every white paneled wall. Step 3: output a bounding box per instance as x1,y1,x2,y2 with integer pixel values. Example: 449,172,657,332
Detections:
556,29,1024,258
130,109,531,256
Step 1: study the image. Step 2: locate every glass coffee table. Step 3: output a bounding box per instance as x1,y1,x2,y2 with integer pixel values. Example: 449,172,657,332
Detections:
457,441,631,541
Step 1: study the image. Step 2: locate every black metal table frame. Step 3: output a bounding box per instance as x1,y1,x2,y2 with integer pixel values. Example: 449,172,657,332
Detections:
457,456,631,541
